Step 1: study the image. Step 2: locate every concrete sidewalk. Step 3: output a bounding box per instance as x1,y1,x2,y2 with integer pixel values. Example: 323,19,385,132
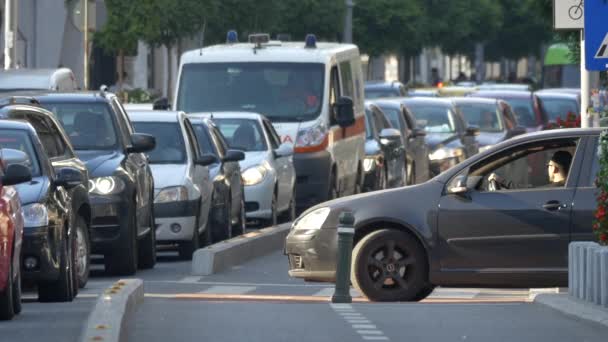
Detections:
535,293,608,328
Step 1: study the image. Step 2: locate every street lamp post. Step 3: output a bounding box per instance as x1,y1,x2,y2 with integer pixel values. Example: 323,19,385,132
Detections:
344,0,354,43
3,0,12,69
83,0,89,90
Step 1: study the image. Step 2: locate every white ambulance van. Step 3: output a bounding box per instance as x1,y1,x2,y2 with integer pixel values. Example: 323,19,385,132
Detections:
174,33,365,211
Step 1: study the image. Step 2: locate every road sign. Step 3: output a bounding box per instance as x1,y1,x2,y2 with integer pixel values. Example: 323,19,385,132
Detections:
554,0,585,30
585,0,608,70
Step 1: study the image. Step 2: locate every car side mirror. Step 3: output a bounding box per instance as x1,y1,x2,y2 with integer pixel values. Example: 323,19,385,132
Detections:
335,96,355,128
447,176,469,196
2,164,32,186
153,97,170,110
412,128,427,138
128,133,156,153
274,143,294,158
465,125,480,137
196,154,219,166
223,149,245,162
55,167,84,189
379,128,402,146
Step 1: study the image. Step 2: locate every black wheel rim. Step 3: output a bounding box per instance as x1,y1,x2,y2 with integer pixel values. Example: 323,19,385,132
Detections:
366,240,415,291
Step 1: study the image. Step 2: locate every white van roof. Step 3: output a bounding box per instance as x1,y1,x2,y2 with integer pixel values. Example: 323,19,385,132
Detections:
181,42,360,64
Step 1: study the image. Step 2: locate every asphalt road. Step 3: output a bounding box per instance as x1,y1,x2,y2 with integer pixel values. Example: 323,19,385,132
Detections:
3,246,607,342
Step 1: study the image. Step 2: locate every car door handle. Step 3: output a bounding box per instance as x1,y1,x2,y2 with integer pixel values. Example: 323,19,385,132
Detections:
543,201,567,211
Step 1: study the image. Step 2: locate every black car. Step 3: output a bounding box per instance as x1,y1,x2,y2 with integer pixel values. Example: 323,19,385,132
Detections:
362,103,406,192
189,115,245,241
0,120,83,302
364,81,407,99
0,99,93,290
452,97,527,152
286,128,600,302
373,99,430,184
470,90,549,131
33,91,157,276
401,98,479,177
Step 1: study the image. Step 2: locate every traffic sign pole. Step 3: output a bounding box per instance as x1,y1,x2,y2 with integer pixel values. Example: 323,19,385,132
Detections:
581,30,591,128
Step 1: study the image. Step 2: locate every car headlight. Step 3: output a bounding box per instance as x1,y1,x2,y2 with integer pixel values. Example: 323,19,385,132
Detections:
241,161,271,186
363,158,376,172
22,203,48,227
155,186,188,204
88,176,125,195
293,207,331,233
429,147,464,161
295,122,328,148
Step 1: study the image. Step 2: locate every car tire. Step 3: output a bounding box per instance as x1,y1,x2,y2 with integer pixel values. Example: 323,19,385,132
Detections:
38,232,74,303
11,263,21,315
232,197,246,235
0,256,15,320
178,216,200,260
211,198,231,242
287,187,297,222
200,212,212,247
105,209,138,276
328,171,338,200
351,229,428,302
413,284,436,301
138,206,157,269
264,192,278,228
74,216,91,288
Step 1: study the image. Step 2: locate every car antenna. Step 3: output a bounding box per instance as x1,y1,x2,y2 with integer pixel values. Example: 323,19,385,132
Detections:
199,19,207,56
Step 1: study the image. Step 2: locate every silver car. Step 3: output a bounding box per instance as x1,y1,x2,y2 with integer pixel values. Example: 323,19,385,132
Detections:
200,112,296,226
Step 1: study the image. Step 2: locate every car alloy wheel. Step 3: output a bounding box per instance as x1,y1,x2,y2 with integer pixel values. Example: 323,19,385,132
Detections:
352,229,427,302
75,216,90,288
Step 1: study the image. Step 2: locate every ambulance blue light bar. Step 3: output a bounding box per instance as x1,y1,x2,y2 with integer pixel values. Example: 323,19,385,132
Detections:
226,30,239,44
305,34,317,48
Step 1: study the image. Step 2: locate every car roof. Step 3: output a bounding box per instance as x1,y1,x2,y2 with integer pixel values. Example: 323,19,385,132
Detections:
190,111,265,121
127,110,183,123
365,82,402,90
0,68,72,90
534,91,579,100
400,97,455,107
451,97,499,105
536,88,580,95
0,119,36,131
369,99,403,110
181,41,358,65
471,90,533,98
186,113,215,125
27,91,116,103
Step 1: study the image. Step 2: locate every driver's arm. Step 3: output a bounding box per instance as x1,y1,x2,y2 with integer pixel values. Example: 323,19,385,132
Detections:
488,173,513,190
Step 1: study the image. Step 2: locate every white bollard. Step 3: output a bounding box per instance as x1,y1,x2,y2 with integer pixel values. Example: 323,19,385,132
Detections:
586,244,597,302
600,249,608,308
593,247,602,305
568,243,575,297
577,243,588,300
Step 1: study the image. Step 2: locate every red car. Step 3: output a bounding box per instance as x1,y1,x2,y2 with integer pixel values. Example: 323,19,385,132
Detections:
0,150,32,320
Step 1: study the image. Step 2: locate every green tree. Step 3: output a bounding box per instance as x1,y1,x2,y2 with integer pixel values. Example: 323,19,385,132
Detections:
275,0,346,41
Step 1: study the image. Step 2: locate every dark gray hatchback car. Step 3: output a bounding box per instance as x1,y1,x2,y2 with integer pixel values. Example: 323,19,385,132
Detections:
286,128,601,301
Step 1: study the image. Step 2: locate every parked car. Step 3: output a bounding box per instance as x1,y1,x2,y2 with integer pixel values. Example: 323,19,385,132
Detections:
0,147,31,320
286,128,601,301
408,89,439,97
477,83,531,92
0,68,78,93
128,110,215,259
0,122,82,301
470,90,549,131
207,112,296,227
452,97,527,152
362,103,406,191
0,97,92,289
400,98,479,177
373,99,430,184
537,88,580,96
365,81,407,99
188,115,246,241
535,91,581,125
33,91,157,275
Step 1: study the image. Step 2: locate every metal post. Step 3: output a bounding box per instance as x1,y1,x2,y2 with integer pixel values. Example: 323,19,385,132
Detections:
343,0,354,44
581,30,590,128
83,0,89,90
4,0,12,69
332,211,355,304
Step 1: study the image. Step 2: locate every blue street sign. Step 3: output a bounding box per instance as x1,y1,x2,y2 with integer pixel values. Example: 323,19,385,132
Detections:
585,0,608,71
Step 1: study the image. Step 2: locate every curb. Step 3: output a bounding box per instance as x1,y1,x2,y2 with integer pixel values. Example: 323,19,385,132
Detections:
192,223,291,276
534,293,608,328
79,279,144,342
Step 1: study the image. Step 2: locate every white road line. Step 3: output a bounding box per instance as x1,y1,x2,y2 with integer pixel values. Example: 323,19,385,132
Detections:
429,289,480,299
346,319,372,324
146,280,328,288
357,330,384,335
340,312,364,317
329,303,353,309
353,324,377,329
177,276,202,283
199,286,257,295
313,287,361,297
362,336,389,341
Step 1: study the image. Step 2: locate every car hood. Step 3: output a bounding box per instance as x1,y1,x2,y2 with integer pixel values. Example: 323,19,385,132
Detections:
365,139,381,156
14,176,48,205
239,151,269,171
150,164,188,191
476,131,507,147
75,150,123,176
425,133,462,151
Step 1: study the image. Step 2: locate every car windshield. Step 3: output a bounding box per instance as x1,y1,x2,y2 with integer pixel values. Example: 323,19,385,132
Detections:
407,104,456,133
214,118,267,152
365,89,399,99
191,122,217,156
133,122,186,164
502,98,536,127
457,103,503,132
177,62,324,122
0,129,41,176
40,102,118,150
378,107,402,130
540,97,579,122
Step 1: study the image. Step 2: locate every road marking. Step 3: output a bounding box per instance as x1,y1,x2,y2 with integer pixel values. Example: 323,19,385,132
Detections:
357,330,384,335
429,290,479,299
362,336,389,341
330,304,389,341
177,276,202,283
200,286,256,295
353,324,377,329
146,280,329,288
313,287,361,297
346,319,372,324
